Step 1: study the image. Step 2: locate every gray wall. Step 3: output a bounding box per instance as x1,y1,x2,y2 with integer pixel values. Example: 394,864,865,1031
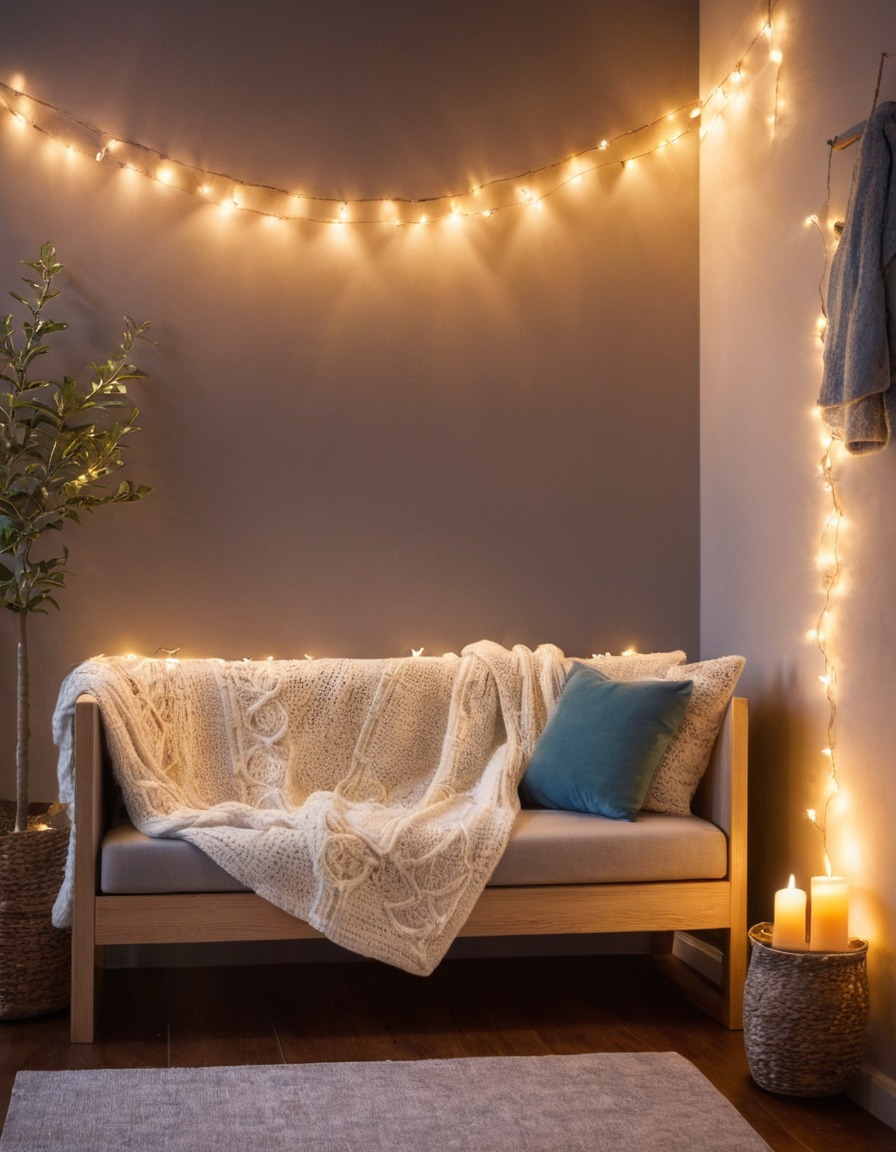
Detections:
0,2,699,801
701,0,896,1111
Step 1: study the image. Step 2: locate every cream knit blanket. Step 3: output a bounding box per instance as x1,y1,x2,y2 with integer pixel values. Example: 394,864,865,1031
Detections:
52,641,573,974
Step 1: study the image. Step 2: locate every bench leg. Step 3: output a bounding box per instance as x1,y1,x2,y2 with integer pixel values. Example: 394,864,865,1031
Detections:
70,903,102,1043
723,921,747,1030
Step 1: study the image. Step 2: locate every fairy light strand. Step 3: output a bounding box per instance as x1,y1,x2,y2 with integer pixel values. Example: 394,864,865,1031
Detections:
698,3,783,142
804,122,849,869
0,75,697,225
802,45,895,868
807,418,844,865
0,5,783,228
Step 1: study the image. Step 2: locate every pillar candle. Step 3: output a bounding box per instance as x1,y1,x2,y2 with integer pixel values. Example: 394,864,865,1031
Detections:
809,874,850,952
772,875,807,950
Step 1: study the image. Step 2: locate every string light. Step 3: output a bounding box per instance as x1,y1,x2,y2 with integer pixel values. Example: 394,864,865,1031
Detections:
806,408,845,864
0,74,701,227
806,155,846,868
0,7,780,229
799,43,883,869
699,3,783,142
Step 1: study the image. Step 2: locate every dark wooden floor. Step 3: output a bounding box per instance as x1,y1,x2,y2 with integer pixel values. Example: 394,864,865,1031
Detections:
1,953,894,1150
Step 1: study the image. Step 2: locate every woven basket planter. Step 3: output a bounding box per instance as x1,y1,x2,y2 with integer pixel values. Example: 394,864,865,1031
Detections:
743,922,869,1097
0,824,71,1020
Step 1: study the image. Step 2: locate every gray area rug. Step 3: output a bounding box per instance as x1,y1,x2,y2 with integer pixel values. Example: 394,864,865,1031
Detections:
0,1051,770,1151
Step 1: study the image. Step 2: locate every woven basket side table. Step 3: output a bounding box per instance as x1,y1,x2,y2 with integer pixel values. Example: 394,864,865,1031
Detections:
743,922,869,1097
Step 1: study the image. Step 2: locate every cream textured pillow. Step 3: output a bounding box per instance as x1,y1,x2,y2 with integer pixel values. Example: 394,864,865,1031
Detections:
581,651,686,681
640,655,745,815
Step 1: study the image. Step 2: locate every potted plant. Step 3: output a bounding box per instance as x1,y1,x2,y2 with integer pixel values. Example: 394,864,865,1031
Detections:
0,242,152,1018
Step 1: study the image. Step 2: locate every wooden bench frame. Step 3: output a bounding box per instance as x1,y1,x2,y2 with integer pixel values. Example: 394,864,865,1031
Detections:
70,695,748,1043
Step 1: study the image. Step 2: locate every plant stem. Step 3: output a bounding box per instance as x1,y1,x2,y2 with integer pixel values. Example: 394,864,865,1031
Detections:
15,609,29,832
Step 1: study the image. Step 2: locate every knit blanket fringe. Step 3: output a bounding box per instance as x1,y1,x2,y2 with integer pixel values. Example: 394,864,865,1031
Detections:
51,640,573,975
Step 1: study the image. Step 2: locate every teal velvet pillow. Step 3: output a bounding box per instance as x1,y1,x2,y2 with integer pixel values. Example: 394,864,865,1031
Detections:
519,664,693,821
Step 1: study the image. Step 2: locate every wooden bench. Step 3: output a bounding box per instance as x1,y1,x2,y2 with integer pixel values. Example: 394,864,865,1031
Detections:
69,695,748,1043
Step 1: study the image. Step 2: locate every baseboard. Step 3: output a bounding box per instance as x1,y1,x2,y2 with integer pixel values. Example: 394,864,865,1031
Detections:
672,931,723,986
849,1063,896,1132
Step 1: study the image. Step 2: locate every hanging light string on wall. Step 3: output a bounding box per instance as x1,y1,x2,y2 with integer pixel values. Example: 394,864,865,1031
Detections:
698,5,783,141
804,172,844,870
806,406,844,866
0,5,782,229
0,78,699,226
801,44,896,869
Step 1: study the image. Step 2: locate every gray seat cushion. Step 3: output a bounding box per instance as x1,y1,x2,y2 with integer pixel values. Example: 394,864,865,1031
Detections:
100,808,727,894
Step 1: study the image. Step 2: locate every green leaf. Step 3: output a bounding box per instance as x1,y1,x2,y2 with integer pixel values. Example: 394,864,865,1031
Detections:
0,245,154,644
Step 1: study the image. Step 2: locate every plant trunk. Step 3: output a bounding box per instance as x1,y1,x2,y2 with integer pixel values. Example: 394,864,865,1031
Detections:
15,611,29,833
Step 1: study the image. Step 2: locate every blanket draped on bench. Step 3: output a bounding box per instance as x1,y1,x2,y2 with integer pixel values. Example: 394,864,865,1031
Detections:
52,641,576,974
